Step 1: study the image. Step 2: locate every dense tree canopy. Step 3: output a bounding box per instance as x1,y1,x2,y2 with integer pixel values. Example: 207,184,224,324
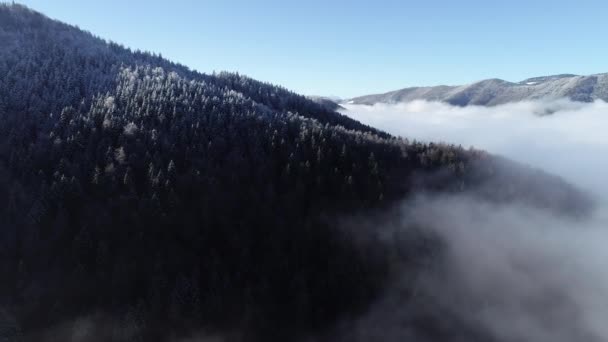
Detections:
0,4,591,342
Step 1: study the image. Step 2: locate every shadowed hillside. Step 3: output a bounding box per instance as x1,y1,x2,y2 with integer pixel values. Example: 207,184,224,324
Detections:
0,4,593,341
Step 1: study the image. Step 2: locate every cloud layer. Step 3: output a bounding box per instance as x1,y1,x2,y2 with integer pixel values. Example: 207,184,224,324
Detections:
342,100,608,197
337,100,608,341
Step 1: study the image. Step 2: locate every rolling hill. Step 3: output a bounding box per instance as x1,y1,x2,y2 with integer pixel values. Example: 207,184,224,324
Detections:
349,73,608,106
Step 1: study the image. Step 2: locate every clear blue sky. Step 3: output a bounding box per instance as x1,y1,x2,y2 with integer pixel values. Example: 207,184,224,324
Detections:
15,0,608,98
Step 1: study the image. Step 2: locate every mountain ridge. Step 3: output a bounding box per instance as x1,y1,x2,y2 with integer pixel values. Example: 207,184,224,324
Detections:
349,73,608,106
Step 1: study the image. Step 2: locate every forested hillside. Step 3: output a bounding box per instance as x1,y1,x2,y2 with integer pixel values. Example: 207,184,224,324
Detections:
0,4,591,341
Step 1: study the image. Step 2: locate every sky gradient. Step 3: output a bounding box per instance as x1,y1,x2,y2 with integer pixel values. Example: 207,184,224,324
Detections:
15,0,608,98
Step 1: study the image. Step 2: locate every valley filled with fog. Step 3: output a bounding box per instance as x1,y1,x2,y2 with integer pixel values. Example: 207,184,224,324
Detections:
338,100,608,341
343,100,608,197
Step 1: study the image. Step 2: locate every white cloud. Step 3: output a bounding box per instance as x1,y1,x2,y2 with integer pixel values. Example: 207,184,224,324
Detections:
341,99,608,198
335,100,608,341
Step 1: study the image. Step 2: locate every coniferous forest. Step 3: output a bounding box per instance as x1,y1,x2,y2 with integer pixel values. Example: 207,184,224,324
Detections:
0,4,593,341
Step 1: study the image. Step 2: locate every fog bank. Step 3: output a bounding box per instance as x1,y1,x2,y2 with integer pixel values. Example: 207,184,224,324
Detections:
342,100,608,197
336,100,608,341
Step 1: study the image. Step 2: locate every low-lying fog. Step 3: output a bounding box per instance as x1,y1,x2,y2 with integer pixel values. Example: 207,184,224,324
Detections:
337,100,608,341
342,99,608,197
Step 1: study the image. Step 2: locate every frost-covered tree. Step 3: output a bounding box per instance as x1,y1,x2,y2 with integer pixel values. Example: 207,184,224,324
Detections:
0,4,592,342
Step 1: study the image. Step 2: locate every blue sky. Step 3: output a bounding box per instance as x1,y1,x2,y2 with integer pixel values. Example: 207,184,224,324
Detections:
16,0,608,98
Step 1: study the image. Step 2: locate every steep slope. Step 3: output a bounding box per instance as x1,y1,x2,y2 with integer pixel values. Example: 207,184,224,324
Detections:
350,73,608,106
0,4,380,136
0,4,592,342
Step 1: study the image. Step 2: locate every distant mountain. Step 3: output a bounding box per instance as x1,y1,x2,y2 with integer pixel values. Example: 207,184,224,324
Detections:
0,4,592,342
349,73,608,106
